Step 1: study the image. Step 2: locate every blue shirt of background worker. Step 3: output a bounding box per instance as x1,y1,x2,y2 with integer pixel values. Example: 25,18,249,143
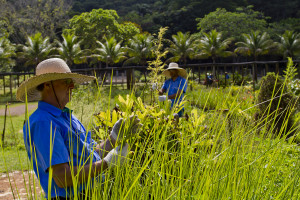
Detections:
162,76,187,108
159,62,188,117
23,101,100,198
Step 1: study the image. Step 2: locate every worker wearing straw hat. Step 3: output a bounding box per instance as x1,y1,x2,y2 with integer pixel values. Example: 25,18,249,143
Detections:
17,58,140,199
158,62,188,117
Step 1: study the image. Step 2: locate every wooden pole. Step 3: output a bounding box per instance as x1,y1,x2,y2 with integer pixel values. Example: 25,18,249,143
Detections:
3,76,5,95
252,64,255,93
232,66,235,83
265,64,268,76
1,103,8,145
276,63,280,74
10,75,12,101
198,66,200,84
241,65,244,83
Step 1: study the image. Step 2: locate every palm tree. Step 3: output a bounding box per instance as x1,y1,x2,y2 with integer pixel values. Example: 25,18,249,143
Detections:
276,31,300,59
55,33,87,67
196,29,232,78
0,37,15,72
123,33,154,66
19,32,52,71
167,32,196,67
235,30,273,82
94,37,126,68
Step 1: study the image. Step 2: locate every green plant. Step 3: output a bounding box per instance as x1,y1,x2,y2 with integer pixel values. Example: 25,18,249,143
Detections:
256,72,296,137
147,27,168,88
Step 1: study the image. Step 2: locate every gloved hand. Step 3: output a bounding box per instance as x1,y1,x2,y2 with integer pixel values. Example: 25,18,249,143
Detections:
152,83,157,91
158,95,166,102
103,143,129,167
110,115,141,141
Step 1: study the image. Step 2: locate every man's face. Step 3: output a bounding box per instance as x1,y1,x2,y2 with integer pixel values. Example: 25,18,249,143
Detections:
169,69,178,78
51,78,74,107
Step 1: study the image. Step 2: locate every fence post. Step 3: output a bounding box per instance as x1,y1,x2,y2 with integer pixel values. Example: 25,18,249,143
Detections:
3,76,5,95
190,66,193,91
241,65,244,83
1,103,8,145
275,63,279,74
232,66,235,83
126,68,134,90
252,64,255,93
198,66,200,84
10,74,13,101
265,64,269,75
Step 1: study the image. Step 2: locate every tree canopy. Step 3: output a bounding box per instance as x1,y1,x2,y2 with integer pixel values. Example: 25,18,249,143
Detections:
64,8,140,49
196,7,268,41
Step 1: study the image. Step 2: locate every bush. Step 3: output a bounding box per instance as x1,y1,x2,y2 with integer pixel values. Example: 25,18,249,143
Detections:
256,72,296,138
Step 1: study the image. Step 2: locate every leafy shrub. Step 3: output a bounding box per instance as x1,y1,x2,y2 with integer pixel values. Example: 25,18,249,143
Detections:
290,79,300,95
256,72,296,137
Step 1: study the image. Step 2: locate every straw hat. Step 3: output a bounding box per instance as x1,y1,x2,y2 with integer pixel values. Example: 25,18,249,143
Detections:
162,62,187,79
16,58,95,102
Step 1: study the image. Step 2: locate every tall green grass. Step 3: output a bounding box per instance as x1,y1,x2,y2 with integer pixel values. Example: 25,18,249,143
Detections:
1,77,299,199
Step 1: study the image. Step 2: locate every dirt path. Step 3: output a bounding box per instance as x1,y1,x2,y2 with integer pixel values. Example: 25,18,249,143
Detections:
0,171,43,200
0,104,37,116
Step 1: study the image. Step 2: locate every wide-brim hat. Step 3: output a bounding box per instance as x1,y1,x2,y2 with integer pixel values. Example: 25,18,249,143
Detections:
16,58,95,102
162,62,187,79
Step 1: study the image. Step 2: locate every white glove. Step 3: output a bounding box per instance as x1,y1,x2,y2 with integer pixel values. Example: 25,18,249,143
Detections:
110,116,141,141
152,83,157,91
103,143,129,167
158,95,167,102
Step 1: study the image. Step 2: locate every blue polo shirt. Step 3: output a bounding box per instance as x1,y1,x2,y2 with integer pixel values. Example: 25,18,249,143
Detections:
162,76,187,108
23,101,101,198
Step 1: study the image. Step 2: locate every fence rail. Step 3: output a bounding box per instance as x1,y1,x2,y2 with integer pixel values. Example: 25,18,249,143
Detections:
1,60,299,102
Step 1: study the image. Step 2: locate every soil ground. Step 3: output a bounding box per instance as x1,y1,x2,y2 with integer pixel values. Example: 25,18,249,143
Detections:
0,171,43,200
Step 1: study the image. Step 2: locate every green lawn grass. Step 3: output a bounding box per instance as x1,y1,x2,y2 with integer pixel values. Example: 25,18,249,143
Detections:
0,148,29,173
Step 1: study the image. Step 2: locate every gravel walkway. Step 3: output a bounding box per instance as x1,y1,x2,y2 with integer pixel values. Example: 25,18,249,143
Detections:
0,104,37,116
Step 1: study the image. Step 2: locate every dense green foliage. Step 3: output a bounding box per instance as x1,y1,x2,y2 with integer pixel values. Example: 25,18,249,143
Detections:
256,72,296,137
196,7,268,41
64,9,140,49
0,1,299,73
71,0,300,36
0,37,15,72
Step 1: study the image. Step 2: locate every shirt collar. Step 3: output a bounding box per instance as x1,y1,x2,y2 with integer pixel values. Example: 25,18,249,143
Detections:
38,101,73,116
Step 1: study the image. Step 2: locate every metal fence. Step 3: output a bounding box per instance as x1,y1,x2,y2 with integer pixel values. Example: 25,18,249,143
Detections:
1,60,299,102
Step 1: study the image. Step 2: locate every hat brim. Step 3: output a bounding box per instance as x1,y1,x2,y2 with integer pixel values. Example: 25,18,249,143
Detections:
16,73,95,102
162,68,188,79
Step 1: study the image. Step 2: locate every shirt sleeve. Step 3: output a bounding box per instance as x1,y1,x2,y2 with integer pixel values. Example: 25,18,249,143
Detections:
31,121,70,172
162,80,168,91
179,78,187,93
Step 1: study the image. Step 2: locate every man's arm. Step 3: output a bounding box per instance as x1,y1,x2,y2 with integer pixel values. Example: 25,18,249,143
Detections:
159,88,166,95
168,89,183,99
95,135,116,158
51,158,108,188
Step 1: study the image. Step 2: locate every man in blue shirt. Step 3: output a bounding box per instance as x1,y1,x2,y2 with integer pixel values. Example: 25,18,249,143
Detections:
16,58,139,199
159,62,188,117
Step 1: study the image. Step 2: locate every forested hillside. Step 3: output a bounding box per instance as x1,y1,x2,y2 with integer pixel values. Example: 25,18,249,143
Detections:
0,0,299,72
71,0,300,35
